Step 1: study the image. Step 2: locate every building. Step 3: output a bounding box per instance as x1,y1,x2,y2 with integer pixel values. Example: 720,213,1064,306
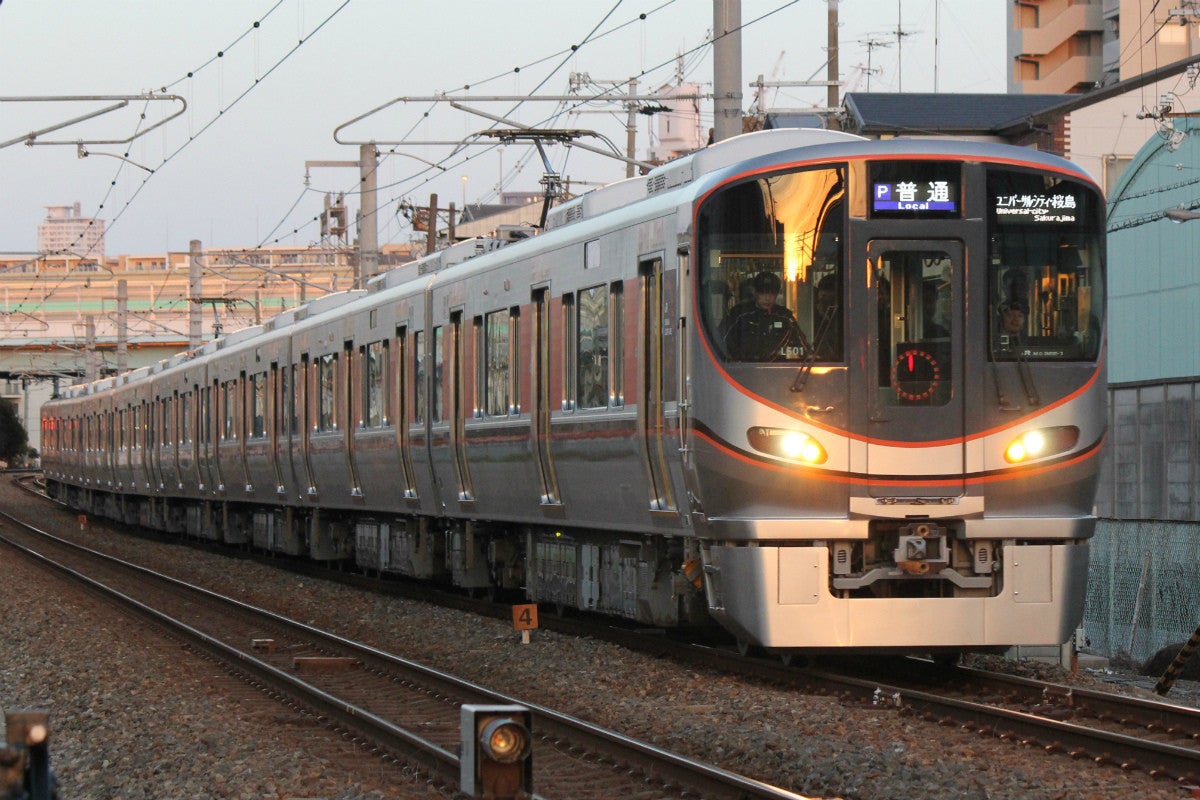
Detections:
1009,0,1199,94
36,203,105,260
0,241,367,454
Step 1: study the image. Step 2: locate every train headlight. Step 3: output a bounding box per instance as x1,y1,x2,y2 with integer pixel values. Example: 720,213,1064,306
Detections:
1003,426,1079,464
747,427,828,465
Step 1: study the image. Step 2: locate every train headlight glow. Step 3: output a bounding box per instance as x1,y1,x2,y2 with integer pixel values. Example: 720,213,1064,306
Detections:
1003,426,1079,464
747,427,828,464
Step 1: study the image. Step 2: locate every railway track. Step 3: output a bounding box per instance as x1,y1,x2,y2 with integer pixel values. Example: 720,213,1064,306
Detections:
573,620,1200,787
13,474,1200,795
798,660,1200,785
0,493,814,800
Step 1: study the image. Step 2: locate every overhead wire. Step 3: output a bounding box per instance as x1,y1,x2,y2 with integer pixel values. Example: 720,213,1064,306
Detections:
297,1,800,259
13,0,354,332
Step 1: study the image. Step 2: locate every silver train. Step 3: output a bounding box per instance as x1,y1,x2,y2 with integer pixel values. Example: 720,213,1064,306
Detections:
41,129,1107,655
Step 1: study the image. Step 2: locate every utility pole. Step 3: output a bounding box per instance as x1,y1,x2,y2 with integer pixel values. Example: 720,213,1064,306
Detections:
116,279,128,374
713,0,744,142
85,315,98,383
189,240,202,351
827,0,840,114
305,147,377,289
358,142,379,287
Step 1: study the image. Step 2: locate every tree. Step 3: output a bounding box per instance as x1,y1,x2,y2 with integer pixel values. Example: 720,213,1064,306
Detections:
0,399,28,466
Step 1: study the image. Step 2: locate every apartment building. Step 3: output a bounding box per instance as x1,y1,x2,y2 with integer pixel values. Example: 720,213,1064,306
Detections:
36,202,105,260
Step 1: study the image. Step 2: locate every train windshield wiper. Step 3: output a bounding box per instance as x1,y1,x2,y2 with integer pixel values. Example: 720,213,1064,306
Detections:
791,306,835,392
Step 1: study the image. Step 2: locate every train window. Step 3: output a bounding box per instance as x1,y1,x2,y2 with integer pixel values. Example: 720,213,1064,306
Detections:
316,354,336,432
249,372,267,438
222,381,236,440
875,250,954,407
576,284,609,410
697,165,846,363
364,340,386,427
161,398,171,448
484,310,511,416
562,295,576,411
414,331,426,423
287,363,299,436
395,326,408,427
610,282,624,407
433,326,444,423
181,392,192,444
987,168,1104,362
197,388,207,448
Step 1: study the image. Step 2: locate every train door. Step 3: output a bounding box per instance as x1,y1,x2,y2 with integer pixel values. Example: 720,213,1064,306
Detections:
343,341,363,497
531,287,560,505
300,355,318,497
199,383,216,494
394,326,418,499
639,256,676,513
448,311,473,502
269,364,284,495
864,240,965,496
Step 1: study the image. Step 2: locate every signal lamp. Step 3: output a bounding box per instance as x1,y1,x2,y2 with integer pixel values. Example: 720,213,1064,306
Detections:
460,704,532,799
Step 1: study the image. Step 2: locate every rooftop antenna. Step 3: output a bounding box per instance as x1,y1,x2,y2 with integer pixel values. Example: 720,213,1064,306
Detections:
934,0,941,92
893,1,916,91
858,38,892,91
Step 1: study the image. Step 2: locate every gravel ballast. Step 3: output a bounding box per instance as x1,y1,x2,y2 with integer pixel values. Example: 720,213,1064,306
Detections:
1,483,1195,800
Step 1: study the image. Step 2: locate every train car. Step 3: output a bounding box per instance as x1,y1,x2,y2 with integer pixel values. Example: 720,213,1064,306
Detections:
41,128,1107,655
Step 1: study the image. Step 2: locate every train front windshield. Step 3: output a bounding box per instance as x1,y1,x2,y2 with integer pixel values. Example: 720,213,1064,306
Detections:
696,161,1104,368
696,165,847,364
986,168,1104,362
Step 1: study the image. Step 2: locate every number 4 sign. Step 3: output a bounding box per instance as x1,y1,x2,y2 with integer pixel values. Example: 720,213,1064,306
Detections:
512,604,539,644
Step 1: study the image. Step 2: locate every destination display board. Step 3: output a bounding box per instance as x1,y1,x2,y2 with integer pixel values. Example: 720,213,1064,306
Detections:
869,162,962,219
992,190,1081,224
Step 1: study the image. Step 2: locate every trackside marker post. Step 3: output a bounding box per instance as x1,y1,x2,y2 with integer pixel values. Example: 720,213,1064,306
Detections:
511,604,538,645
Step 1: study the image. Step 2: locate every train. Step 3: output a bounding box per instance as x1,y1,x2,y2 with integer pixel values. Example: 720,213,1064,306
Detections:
40,128,1107,656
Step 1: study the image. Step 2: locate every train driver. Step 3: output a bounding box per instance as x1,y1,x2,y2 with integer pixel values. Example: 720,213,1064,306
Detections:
995,299,1028,354
720,271,806,361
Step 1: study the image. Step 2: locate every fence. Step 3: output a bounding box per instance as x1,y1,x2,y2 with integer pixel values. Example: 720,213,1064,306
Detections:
1083,519,1200,662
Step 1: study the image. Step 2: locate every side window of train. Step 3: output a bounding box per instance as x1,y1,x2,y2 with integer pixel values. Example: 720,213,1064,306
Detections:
484,309,514,417
289,363,300,436
414,330,425,423
199,387,211,446
562,294,576,411
222,381,236,441
250,371,267,438
611,282,624,407
576,284,609,410
363,340,387,428
696,164,846,363
181,392,192,444
317,354,336,432
432,326,445,423
394,326,408,426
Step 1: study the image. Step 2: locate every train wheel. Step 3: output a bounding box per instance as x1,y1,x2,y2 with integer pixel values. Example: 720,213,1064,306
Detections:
779,652,811,668
737,639,764,658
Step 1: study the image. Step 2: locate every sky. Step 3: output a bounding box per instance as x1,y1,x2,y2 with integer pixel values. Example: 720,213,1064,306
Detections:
0,1,1006,257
